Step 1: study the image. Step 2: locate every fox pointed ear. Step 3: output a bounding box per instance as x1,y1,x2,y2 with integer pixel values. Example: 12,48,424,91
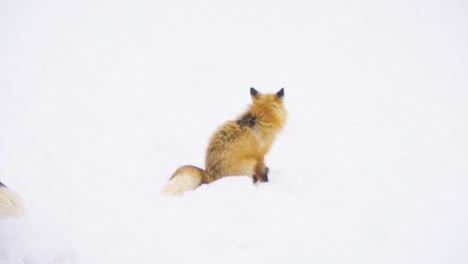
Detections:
276,88,284,98
250,87,259,97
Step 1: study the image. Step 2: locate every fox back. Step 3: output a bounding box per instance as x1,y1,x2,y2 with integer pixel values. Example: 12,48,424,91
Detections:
205,88,287,181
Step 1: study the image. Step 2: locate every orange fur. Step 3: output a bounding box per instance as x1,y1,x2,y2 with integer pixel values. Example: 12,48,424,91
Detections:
162,88,287,196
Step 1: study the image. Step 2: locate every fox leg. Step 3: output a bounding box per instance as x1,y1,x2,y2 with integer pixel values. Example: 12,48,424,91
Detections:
263,167,269,181
253,158,269,183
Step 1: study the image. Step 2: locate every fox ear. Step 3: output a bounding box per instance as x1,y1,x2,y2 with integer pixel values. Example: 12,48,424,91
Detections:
276,88,284,98
250,87,259,97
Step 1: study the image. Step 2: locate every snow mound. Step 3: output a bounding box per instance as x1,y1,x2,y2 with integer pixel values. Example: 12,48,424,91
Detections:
0,219,75,264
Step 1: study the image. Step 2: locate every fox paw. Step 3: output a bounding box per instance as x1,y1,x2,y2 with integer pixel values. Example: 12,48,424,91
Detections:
252,176,258,183
263,167,269,182
252,167,269,183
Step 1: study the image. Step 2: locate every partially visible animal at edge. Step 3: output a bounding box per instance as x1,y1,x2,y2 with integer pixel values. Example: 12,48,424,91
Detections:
0,182,25,218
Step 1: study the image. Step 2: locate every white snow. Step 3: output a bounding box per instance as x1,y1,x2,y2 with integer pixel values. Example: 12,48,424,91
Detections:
1,0,467,263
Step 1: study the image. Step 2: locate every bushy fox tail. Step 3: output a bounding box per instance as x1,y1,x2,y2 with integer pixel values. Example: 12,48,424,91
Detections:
0,182,25,218
161,165,211,196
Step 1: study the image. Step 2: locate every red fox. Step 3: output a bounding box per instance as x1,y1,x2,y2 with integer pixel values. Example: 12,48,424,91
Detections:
162,87,287,195
0,182,25,218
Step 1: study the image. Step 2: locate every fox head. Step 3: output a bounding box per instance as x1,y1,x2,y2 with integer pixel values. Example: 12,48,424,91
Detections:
249,87,287,129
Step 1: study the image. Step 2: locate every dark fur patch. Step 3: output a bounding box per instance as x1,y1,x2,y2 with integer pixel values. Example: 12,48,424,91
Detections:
0,182,5,188
276,88,284,98
253,167,269,183
263,167,269,182
250,87,258,97
236,112,256,128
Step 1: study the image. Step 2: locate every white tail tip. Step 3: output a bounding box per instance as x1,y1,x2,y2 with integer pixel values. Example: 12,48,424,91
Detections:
161,174,200,196
0,187,25,218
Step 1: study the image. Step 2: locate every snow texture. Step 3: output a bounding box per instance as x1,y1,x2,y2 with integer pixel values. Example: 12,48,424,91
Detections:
1,0,467,263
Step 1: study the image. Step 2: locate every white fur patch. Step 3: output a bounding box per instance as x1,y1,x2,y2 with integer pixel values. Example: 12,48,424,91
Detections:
234,162,256,177
161,174,201,196
0,187,25,218
253,126,266,149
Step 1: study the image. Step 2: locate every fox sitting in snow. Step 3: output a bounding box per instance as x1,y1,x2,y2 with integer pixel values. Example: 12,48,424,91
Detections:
162,87,287,195
0,182,25,218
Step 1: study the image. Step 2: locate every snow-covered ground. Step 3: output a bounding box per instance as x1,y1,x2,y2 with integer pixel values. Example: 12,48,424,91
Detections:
1,0,467,263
